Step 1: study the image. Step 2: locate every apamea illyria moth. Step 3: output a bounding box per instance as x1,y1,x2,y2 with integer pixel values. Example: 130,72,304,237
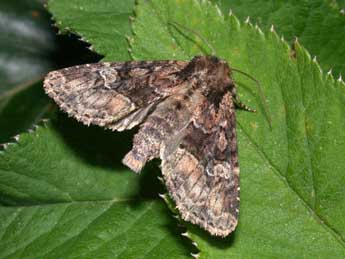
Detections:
44,56,245,237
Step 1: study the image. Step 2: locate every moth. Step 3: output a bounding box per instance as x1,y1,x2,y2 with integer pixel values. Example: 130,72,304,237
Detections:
44,55,254,237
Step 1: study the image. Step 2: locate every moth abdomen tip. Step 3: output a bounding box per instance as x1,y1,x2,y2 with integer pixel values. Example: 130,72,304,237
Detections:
122,151,145,173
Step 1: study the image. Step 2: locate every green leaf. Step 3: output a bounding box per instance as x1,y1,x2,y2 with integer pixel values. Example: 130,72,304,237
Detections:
131,0,345,257
335,0,345,9
0,117,194,259
0,0,55,143
47,0,135,61
212,0,345,76
325,0,345,11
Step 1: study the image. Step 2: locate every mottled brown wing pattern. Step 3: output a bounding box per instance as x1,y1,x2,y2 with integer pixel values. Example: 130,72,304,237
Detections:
161,92,239,237
44,56,242,237
44,60,189,131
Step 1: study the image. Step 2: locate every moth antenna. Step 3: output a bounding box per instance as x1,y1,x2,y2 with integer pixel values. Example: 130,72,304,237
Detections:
232,68,272,129
168,21,216,56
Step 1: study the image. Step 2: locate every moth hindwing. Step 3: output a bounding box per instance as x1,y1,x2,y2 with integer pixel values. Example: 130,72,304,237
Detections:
44,56,241,237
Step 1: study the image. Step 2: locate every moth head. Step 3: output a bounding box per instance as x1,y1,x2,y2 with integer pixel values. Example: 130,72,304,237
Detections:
189,56,233,95
191,56,231,78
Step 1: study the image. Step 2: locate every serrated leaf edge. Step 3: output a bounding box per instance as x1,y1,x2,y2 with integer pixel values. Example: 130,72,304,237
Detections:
45,3,99,55
0,119,50,154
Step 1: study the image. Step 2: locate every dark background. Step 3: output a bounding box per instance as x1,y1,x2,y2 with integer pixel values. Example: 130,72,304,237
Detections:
0,0,101,143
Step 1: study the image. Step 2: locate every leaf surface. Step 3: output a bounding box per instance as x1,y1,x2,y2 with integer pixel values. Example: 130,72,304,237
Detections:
212,0,345,75
131,0,345,258
0,117,193,259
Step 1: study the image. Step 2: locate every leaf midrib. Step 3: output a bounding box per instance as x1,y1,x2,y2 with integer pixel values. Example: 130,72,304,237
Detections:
1,200,157,259
80,202,157,259
1,197,155,208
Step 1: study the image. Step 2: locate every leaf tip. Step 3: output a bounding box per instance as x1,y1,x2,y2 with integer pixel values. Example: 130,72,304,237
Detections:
126,35,134,46
215,4,223,17
157,176,164,183
294,36,299,44
158,193,168,202
191,252,200,259
228,11,241,29
13,134,20,142
42,118,49,123
172,214,179,219
270,24,275,32
182,231,190,238
338,74,343,83
0,143,8,151
255,24,264,35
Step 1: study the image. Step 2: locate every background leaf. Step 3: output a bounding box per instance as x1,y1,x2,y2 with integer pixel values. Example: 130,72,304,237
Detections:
47,0,135,61
0,0,55,90
212,0,345,76
0,0,99,143
0,0,54,143
131,0,345,257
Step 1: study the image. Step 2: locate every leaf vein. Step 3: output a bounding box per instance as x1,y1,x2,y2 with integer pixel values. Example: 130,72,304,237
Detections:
238,122,345,249
71,201,155,258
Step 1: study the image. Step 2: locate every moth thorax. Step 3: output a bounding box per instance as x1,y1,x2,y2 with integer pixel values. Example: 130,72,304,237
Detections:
201,69,232,102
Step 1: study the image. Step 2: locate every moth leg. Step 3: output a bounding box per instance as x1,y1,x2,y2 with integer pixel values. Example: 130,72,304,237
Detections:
122,92,197,173
233,98,256,113
230,81,256,113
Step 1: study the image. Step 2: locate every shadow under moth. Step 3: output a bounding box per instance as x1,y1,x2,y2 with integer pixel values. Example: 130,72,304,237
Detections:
44,55,256,237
